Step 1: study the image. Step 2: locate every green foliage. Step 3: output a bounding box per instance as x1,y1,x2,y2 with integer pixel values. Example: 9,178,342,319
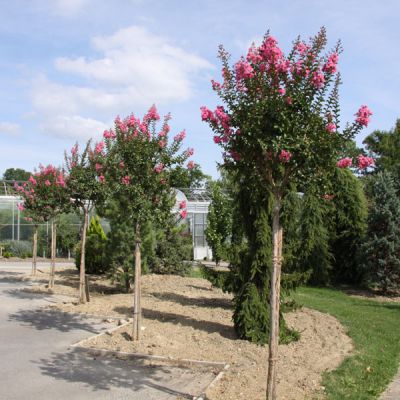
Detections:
56,213,80,257
149,220,192,275
294,287,400,399
329,168,368,284
75,216,108,274
360,172,400,293
0,240,32,258
2,168,31,182
169,164,211,189
205,183,232,265
363,119,400,173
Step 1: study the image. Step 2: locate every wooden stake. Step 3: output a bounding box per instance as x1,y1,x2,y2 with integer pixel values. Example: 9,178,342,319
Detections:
266,195,283,400
49,221,56,288
132,223,142,341
79,208,89,304
32,225,38,276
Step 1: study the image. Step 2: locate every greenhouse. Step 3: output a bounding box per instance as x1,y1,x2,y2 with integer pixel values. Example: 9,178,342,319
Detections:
0,182,212,260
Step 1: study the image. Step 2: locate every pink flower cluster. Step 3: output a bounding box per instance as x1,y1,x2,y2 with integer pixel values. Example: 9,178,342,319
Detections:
103,129,116,139
200,105,233,144
154,163,164,174
174,130,186,142
121,175,130,185
311,70,325,89
234,60,254,81
295,42,309,55
326,123,336,133
322,53,339,74
95,142,104,154
184,148,194,158
143,105,160,123
187,160,195,170
355,105,372,127
357,155,374,170
337,157,352,168
279,150,292,163
71,144,78,156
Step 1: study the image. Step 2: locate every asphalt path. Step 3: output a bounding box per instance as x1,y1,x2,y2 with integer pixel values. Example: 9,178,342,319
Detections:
0,265,215,400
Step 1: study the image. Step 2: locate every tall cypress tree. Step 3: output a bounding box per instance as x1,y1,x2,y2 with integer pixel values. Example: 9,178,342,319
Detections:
360,172,400,293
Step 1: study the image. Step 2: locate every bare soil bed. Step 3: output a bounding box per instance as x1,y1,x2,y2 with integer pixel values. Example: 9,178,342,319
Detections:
23,269,352,399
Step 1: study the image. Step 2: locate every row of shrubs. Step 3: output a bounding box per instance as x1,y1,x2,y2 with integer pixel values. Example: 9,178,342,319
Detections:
0,240,32,258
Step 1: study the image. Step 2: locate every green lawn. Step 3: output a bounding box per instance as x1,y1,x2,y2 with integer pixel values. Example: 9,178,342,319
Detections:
293,287,400,399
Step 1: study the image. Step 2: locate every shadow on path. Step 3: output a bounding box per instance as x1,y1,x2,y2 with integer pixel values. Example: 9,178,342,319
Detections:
8,308,99,333
34,349,199,398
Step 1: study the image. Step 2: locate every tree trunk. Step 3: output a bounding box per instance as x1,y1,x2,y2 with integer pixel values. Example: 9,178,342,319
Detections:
79,208,89,304
49,221,57,289
32,225,38,276
132,223,142,341
266,195,283,400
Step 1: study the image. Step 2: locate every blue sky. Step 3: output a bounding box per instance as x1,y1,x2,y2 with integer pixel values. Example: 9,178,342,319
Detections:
1,0,399,179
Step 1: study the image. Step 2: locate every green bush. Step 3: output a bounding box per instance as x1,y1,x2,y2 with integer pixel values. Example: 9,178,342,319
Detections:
1,240,32,258
75,216,108,274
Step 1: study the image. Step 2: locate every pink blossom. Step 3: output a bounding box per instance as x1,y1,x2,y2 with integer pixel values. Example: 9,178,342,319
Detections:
337,157,353,168
71,144,78,156
144,105,160,122
99,175,105,183
179,200,187,209
355,105,372,127
121,175,131,185
180,209,188,219
17,203,25,211
230,151,241,161
200,106,216,122
357,154,374,170
213,135,222,144
278,87,286,95
158,140,167,149
56,174,66,187
24,217,33,222
322,194,335,200
326,123,336,133
246,45,262,64
259,36,284,65
95,142,104,154
184,148,194,158
234,60,255,81
279,150,292,163
45,180,51,186
295,41,309,55
311,70,325,89
322,53,339,74
174,130,186,142
187,160,195,170
154,163,164,174
211,79,222,91
103,129,116,139
286,96,293,105
28,176,37,185
95,163,103,172
119,161,125,169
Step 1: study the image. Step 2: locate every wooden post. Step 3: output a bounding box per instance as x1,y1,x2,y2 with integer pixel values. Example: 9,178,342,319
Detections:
266,195,283,400
79,208,89,303
32,225,38,276
132,223,142,341
49,221,56,288
85,275,90,302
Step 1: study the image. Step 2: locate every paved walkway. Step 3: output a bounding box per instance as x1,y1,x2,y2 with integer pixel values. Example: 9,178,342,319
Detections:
0,268,215,400
380,369,400,400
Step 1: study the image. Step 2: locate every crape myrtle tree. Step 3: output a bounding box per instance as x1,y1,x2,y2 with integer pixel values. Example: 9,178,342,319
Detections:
64,141,106,303
14,166,70,285
201,28,373,399
93,106,193,340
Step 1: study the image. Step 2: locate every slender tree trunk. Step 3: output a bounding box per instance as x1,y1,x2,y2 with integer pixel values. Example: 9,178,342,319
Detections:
49,220,57,288
132,223,142,341
32,225,38,276
79,208,89,304
266,194,283,400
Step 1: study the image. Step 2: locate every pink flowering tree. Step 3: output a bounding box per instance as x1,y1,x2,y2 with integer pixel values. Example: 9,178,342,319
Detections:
14,165,70,286
94,106,194,340
201,28,372,399
64,142,106,303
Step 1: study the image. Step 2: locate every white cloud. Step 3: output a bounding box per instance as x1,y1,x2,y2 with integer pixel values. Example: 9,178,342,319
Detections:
40,115,108,140
30,26,213,140
0,122,20,136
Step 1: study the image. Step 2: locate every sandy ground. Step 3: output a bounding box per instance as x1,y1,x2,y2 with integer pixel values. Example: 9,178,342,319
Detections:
20,269,353,400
